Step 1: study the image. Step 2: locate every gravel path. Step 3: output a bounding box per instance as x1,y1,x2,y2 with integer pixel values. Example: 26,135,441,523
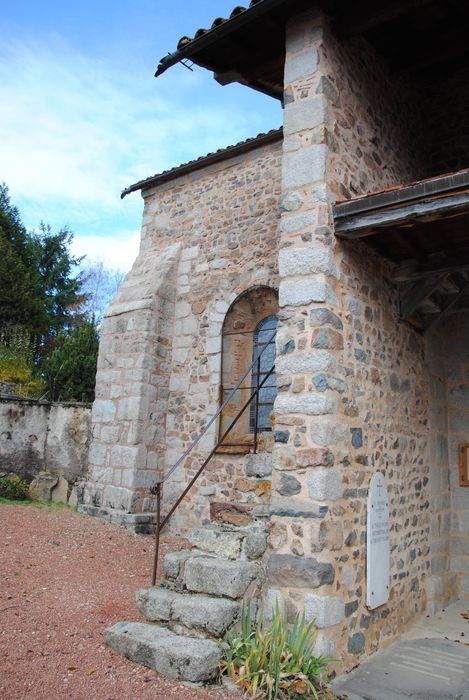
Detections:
0,502,238,700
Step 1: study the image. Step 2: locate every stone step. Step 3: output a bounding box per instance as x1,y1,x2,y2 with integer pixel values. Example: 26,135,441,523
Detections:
136,586,241,637
188,524,268,561
106,621,221,682
188,526,244,559
184,555,259,599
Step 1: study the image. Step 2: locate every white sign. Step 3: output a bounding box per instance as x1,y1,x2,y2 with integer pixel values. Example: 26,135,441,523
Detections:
366,472,390,609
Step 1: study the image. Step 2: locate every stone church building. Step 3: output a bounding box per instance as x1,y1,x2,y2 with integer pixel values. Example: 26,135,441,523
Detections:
81,0,469,677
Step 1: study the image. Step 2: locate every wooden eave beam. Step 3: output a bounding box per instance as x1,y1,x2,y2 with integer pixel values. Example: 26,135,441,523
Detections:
334,191,469,239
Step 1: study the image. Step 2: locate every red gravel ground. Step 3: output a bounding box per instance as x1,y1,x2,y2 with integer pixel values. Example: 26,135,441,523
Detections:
0,502,239,700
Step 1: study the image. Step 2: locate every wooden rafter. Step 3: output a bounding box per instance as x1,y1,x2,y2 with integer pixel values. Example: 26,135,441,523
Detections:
399,275,447,319
392,249,469,282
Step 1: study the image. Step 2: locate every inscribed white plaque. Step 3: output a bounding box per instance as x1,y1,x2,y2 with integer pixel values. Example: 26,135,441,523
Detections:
366,472,390,609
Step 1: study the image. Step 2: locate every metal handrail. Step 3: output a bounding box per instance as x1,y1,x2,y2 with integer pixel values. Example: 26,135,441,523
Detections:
158,330,276,486
150,330,276,584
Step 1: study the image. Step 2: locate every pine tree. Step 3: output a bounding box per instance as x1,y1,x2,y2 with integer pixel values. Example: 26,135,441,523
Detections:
43,319,99,402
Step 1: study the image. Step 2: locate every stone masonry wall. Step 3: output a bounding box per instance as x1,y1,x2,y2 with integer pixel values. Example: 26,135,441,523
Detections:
425,324,454,613
425,65,469,175
270,8,438,672
85,138,282,530
443,311,469,597
321,27,429,200
0,396,91,484
142,140,282,532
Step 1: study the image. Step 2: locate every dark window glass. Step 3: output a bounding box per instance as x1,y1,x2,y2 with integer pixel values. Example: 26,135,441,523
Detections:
250,315,277,432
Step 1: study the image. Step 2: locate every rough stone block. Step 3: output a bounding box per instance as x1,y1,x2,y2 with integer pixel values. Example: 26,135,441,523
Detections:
282,146,327,189
244,530,268,559
276,351,335,374
311,520,343,552
245,453,272,477
304,593,345,628
276,473,301,496
272,445,297,471
111,445,145,470
51,476,69,503
172,594,240,637
184,557,259,599
347,632,365,655
279,277,327,307
310,422,348,447
117,397,149,422
88,442,108,467
308,469,342,501
270,497,328,519
92,400,116,424
284,48,318,83
188,527,243,560
163,550,197,580
283,97,326,135
279,248,336,277
210,502,253,526
275,393,337,416
280,211,316,234
102,485,137,513
310,308,343,330
136,587,177,622
297,447,334,468
267,554,334,588
105,621,221,681
29,471,58,502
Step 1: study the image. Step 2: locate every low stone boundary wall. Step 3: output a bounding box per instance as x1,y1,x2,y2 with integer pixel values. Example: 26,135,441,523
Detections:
0,395,91,487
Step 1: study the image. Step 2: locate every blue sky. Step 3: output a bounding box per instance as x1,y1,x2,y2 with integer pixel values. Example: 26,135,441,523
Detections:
0,1,281,269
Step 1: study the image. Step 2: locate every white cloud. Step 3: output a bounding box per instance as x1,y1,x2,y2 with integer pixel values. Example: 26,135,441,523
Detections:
0,30,280,266
70,230,140,271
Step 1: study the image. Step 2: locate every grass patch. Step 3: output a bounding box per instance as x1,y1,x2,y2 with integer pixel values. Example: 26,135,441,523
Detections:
0,495,32,506
0,495,76,511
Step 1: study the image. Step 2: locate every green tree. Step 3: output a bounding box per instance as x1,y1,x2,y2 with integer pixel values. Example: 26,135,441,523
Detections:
0,184,85,352
43,318,99,402
0,185,45,334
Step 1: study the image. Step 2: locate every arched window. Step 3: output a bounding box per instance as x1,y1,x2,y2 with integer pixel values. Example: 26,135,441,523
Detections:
219,287,278,452
250,315,278,433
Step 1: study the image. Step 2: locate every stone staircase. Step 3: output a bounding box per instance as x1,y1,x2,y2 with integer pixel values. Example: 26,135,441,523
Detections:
106,453,271,682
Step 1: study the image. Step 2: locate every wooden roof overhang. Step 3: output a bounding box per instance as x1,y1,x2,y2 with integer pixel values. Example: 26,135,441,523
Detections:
155,0,469,100
334,171,469,331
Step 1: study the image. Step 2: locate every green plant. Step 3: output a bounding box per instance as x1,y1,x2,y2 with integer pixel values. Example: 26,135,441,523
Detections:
0,475,30,500
43,318,99,402
0,327,44,397
220,601,333,699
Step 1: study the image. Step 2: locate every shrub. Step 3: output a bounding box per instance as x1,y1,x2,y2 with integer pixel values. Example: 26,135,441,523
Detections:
220,601,333,699
0,326,44,398
0,475,30,500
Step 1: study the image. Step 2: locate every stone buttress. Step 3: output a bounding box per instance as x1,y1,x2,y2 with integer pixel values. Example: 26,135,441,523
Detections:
81,243,181,531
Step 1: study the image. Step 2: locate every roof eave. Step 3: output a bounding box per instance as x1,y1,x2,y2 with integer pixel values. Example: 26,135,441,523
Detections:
154,0,289,78
121,128,283,199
